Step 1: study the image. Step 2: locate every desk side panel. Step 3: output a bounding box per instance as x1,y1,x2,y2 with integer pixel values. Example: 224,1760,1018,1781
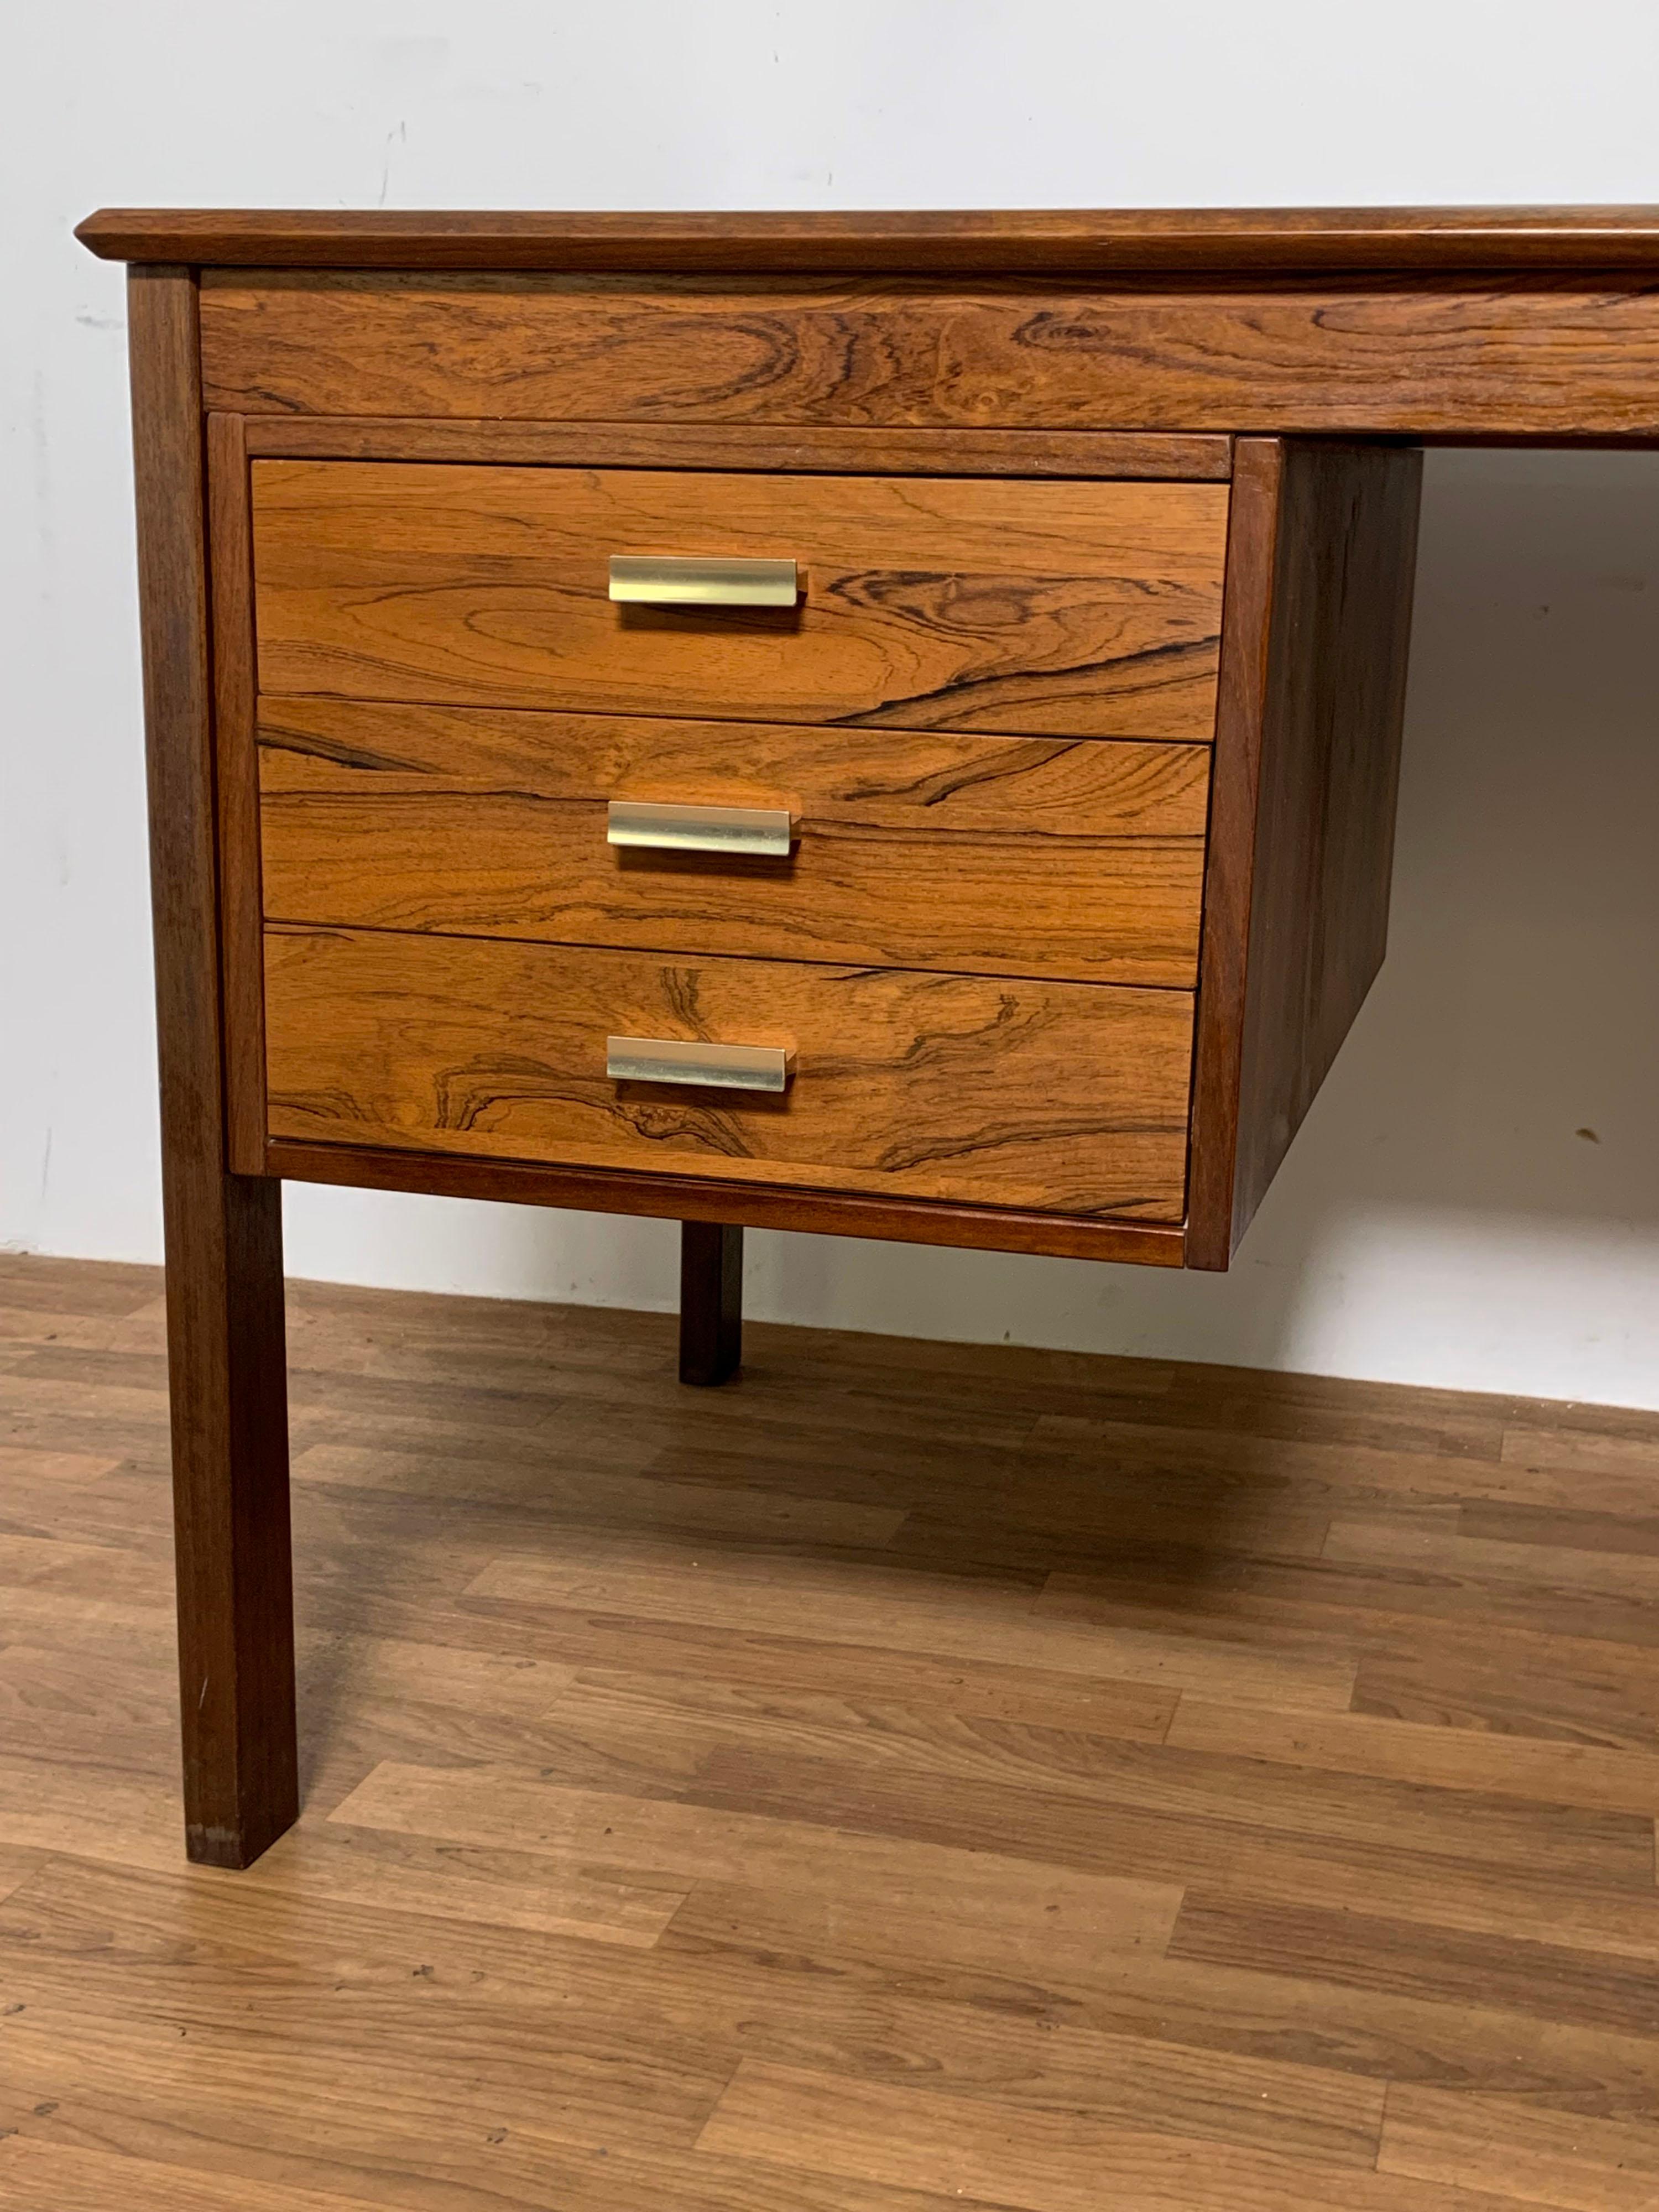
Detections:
1188,439,1422,1270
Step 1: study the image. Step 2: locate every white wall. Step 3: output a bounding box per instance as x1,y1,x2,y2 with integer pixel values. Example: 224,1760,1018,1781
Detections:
7,2,1659,1405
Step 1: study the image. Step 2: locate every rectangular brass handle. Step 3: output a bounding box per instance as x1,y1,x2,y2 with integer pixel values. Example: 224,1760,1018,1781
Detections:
606,1036,795,1093
607,799,797,858
608,555,799,607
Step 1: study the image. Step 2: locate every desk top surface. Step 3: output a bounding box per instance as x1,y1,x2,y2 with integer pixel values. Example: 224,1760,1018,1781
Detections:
75,204,1659,278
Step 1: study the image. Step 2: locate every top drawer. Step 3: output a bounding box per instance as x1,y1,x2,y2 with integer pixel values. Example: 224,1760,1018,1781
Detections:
250,463,1229,740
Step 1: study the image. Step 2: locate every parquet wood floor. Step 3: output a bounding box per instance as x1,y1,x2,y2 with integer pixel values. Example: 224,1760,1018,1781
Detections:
2,1252,1657,2209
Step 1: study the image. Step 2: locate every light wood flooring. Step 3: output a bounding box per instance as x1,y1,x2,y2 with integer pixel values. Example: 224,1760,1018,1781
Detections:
3,1251,1659,2210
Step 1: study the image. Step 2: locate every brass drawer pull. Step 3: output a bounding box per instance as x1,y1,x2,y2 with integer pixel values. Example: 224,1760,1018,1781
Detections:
608,555,799,607
606,1036,795,1093
607,799,798,858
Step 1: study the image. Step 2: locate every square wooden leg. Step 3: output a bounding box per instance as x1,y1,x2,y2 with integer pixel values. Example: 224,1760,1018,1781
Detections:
129,265,298,1867
680,1221,744,1386
163,1172,298,1866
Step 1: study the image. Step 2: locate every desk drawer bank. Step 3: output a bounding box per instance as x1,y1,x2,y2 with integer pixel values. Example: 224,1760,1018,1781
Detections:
81,204,1659,1869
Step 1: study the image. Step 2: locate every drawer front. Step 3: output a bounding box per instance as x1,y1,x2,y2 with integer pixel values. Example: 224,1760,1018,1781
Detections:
259,700,1210,988
200,271,1659,444
264,927,1193,1220
251,463,1228,740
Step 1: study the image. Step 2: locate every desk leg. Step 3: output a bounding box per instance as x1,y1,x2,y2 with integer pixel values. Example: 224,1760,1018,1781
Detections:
163,1176,298,1867
130,265,299,1867
680,1222,744,1385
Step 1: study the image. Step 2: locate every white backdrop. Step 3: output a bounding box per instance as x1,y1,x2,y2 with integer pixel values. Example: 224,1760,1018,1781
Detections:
6,2,1658,1405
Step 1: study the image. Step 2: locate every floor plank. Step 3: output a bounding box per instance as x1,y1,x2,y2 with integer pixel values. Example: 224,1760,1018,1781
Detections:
1380,2084,1659,2211
1167,1697,1659,1815
697,2060,1525,2212
468,1541,1361,1710
0,2137,386,2212
0,1751,190,1867
294,1439,907,1547
1351,1624,1659,1752
1168,1896,1659,2037
1084,1952,1659,2117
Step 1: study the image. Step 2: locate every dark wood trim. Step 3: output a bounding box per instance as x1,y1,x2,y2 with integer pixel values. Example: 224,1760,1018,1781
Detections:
265,1139,1188,1267
239,416,1233,479
1226,442,1422,1260
76,203,1659,275
128,270,297,1868
679,1222,744,1386
205,413,267,1174
1186,439,1282,1270
1186,439,1422,1270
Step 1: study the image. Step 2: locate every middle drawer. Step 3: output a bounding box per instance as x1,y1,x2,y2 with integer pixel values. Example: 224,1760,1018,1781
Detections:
258,700,1211,988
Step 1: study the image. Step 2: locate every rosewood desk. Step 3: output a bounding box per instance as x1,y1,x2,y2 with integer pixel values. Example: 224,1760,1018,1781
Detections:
75,204,1659,1866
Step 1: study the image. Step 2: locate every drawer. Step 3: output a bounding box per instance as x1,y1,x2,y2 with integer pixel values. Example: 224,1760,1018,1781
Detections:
263,927,1193,1219
258,700,1210,988
251,462,1229,740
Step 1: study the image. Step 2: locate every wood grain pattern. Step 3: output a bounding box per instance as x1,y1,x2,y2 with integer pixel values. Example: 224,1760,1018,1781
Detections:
463,1546,1359,1713
242,415,1235,479
205,271,1659,437
1186,440,1422,1270
262,926,1193,1219
697,2061,1503,2211
0,2139,387,2212
1168,1896,1659,2038
1166,1698,1659,1817
126,274,297,1869
257,701,1210,988
8,1253,1659,2208
79,201,1659,275
1380,2085,1659,2209
251,461,1228,738
264,1138,1188,1266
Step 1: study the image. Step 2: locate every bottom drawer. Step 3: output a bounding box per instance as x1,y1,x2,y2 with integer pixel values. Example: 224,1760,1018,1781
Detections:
264,928,1193,1221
